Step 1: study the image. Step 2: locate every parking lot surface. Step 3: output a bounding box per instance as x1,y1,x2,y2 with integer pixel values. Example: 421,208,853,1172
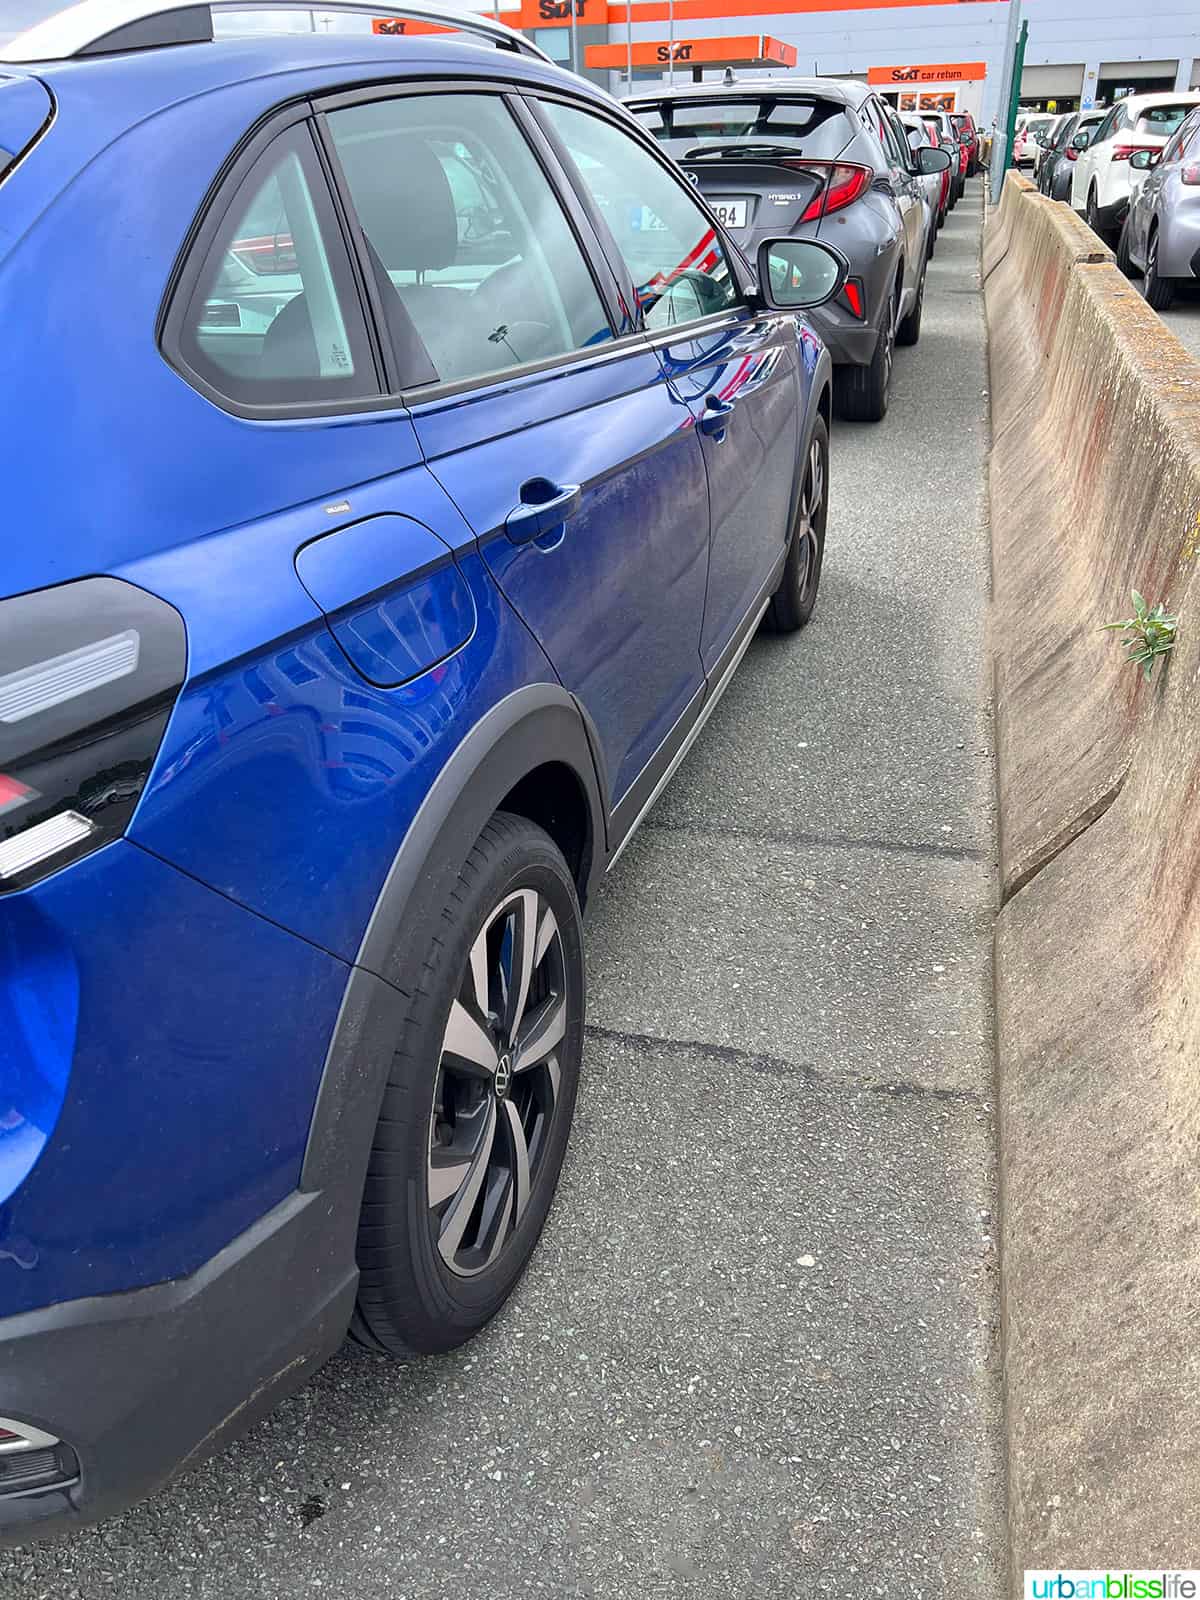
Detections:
10,188,1003,1600
1159,285,1200,362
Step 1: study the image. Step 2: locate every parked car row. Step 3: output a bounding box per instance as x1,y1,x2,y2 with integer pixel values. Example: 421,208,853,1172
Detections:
626,76,957,421
1117,103,1200,309
1039,90,1200,310
1034,108,1106,202
0,0,971,1548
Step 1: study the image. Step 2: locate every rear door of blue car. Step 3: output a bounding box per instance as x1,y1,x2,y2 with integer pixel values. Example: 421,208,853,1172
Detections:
320,84,712,835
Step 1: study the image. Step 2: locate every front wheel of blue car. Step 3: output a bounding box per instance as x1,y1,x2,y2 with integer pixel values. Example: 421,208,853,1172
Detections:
351,812,584,1357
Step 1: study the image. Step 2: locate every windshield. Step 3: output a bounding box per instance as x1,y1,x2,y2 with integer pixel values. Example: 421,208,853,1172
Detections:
1133,102,1197,136
629,96,846,152
0,1,72,47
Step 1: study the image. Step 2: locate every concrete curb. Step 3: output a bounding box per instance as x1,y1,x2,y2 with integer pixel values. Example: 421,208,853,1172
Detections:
985,173,1200,1585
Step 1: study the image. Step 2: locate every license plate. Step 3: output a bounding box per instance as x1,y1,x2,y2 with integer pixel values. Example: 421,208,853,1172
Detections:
711,199,748,229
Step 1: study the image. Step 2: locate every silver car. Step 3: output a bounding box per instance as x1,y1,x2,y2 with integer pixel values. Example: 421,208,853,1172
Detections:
625,77,949,422
899,110,947,253
1118,104,1200,309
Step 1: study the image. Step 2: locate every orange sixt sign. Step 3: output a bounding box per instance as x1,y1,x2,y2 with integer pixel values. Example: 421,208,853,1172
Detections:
867,61,986,83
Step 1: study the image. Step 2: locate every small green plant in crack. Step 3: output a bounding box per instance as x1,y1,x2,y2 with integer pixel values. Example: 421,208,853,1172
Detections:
1101,591,1178,681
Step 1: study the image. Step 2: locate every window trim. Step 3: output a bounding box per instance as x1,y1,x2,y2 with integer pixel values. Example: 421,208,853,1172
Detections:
521,87,759,334
311,78,631,405
159,100,392,423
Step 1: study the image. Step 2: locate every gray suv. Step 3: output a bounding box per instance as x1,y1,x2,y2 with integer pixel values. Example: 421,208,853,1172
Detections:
626,77,950,421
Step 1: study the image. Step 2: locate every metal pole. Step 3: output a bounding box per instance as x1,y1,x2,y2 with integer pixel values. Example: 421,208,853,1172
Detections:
626,0,632,91
569,0,578,74
667,0,674,85
989,0,1022,203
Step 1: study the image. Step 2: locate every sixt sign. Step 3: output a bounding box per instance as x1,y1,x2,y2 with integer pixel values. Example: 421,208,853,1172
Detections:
868,61,987,84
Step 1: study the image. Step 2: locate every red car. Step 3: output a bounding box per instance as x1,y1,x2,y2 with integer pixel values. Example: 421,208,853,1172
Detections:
951,111,981,175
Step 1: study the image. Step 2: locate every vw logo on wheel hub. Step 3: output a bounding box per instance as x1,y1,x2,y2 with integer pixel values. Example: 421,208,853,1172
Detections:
494,1052,513,1100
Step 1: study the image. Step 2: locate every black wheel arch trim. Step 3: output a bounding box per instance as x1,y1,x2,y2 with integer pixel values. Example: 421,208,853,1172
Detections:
300,683,606,1202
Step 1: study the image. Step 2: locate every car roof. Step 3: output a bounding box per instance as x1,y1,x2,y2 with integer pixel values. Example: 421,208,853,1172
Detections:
3,28,591,123
1116,90,1200,111
625,75,867,109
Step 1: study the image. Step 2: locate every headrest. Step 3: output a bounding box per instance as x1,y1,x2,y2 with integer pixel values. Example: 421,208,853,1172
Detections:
341,136,457,274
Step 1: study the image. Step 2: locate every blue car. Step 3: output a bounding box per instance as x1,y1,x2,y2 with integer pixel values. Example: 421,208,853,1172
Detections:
0,0,839,1542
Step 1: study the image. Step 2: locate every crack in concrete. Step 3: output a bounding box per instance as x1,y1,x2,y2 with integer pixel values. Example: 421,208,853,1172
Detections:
638,817,988,863
584,1022,984,1104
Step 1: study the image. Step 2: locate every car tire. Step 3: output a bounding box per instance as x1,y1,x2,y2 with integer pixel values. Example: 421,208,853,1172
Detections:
896,269,925,347
1086,183,1105,238
1115,214,1136,276
768,415,829,632
351,811,584,1358
834,303,894,424
1143,228,1175,311
926,225,936,260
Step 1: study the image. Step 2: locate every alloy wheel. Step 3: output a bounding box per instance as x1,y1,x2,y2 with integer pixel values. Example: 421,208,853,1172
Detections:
793,433,825,599
429,888,568,1278
882,306,896,394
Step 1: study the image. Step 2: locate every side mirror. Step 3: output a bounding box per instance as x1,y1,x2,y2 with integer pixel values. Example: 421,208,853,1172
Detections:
1071,131,1091,151
915,145,952,174
755,237,849,311
1129,148,1160,170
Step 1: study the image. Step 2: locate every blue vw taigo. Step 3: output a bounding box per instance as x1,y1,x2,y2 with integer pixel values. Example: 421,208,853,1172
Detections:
0,0,841,1541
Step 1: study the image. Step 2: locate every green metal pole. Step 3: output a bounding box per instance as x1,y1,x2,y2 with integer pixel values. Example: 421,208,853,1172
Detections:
1004,20,1028,168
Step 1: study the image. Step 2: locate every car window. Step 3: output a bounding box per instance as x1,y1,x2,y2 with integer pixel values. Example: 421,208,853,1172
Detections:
176,123,376,408
1184,113,1200,156
1090,107,1120,145
1160,122,1191,163
542,101,740,334
326,93,613,389
628,95,846,152
882,109,914,167
1134,102,1197,136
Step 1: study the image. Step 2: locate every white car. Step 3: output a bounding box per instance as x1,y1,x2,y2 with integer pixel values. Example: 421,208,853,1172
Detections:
1031,113,1070,177
1013,114,1055,166
1071,91,1200,235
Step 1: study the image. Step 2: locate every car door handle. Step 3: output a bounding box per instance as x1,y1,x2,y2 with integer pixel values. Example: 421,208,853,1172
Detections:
505,478,582,546
699,397,736,438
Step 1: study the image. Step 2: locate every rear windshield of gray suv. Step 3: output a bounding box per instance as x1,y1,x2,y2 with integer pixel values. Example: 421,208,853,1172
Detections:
630,96,847,152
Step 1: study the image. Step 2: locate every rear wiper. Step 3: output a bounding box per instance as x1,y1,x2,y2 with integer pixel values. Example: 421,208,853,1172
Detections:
682,143,802,161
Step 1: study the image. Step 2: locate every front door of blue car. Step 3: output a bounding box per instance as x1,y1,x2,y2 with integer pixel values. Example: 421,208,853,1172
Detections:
324,89,711,828
533,100,802,677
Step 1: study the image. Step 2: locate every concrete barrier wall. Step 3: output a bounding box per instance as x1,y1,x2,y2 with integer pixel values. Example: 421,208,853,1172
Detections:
987,182,1200,897
985,174,1200,1583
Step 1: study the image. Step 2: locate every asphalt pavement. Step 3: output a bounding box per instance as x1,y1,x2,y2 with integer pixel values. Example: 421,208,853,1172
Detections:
10,185,1003,1600
1158,283,1200,362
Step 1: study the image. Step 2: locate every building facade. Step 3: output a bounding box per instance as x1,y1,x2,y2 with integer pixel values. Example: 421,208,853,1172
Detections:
506,0,1200,123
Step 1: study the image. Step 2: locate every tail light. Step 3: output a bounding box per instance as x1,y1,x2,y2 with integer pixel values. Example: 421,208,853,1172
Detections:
838,277,866,319
1066,145,1080,161
1182,162,1200,185
0,578,186,893
959,146,969,173
1111,144,1158,162
794,162,872,222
